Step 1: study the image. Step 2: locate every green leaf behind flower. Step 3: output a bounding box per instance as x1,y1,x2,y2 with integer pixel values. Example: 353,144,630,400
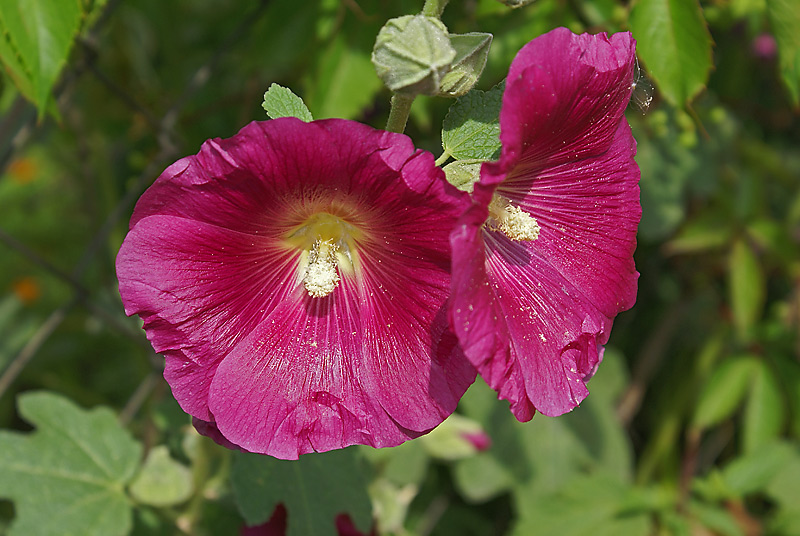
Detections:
630,0,713,106
262,83,314,122
0,391,142,536
231,448,372,536
441,82,504,161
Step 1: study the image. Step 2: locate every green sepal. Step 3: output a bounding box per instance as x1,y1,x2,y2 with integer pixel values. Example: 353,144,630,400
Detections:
438,33,493,97
371,15,456,96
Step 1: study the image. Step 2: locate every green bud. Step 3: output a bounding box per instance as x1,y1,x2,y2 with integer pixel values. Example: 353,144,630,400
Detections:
495,0,537,7
439,33,493,97
372,15,456,96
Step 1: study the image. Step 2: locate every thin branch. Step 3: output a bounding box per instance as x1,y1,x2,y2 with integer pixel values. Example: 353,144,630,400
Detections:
0,302,74,399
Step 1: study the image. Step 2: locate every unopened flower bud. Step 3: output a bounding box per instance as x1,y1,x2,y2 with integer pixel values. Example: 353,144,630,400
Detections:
372,15,456,95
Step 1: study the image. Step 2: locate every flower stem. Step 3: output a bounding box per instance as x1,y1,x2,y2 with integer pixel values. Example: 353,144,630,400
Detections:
422,0,450,17
385,93,415,134
434,150,451,167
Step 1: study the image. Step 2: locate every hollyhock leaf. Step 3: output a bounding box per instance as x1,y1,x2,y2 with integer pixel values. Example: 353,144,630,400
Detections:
0,391,142,536
231,449,372,536
443,159,483,192
442,82,504,161
129,446,193,507
0,0,83,117
450,28,640,420
766,0,800,105
439,33,493,97
117,118,474,458
630,0,713,106
262,83,313,122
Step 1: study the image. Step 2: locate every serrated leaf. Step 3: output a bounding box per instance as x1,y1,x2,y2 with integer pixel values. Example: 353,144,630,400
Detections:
442,82,504,161
728,238,765,337
766,0,800,104
0,0,84,116
129,445,193,507
262,83,313,122
630,0,713,105
692,355,758,430
0,391,142,536
231,448,372,536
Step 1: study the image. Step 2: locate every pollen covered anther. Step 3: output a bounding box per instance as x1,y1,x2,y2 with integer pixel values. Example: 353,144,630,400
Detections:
488,196,540,241
303,238,341,298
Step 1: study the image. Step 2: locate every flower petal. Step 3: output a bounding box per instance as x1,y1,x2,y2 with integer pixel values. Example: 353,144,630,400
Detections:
495,28,635,173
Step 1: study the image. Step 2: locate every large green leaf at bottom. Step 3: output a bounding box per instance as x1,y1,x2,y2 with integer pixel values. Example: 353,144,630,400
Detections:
0,391,142,536
231,448,372,536
0,0,83,116
630,0,713,106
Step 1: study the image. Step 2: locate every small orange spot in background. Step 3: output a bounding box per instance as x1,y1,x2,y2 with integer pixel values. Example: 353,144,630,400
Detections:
8,158,37,184
12,276,40,305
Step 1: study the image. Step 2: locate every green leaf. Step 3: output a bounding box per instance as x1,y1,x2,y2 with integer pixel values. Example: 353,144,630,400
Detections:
630,0,713,105
728,238,765,337
692,355,758,430
442,82,504,161
0,391,142,536
0,0,84,116
722,441,795,497
766,0,800,104
742,363,785,453
262,83,313,122
129,446,193,507
231,448,372,536
510,474,651,536
442,159,483,192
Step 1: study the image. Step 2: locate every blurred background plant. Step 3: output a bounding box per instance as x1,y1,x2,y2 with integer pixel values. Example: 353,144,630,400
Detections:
0,0,798,535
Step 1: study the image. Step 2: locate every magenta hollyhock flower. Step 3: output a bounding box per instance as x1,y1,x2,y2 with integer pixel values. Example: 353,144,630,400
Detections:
450,28,641,420
117,118,475,459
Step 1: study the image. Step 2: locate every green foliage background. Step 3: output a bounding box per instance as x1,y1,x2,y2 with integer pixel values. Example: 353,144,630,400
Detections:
0,0,798,534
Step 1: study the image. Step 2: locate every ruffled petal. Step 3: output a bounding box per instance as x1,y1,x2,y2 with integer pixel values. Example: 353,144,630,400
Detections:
494,28,635,174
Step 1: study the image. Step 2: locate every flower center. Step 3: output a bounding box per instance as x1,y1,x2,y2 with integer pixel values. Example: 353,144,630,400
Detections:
285,212,362,298
487,195,540,241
